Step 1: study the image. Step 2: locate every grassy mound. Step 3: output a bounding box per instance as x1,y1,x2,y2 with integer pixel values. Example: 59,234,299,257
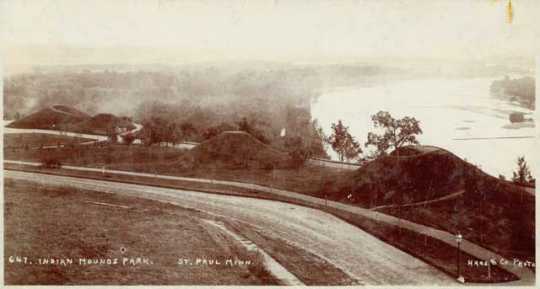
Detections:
71,113,135,135
50,105,90,117
7,106,134,136
330,146,468,207
190,131,290,169
7,105,90,130
331,145,531,208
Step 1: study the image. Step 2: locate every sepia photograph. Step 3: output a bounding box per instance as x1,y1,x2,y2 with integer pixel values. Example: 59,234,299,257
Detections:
1,0,537,286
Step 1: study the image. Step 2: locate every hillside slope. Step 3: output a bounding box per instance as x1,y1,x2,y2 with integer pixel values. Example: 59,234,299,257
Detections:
7,105,90,130
329,145,535,262
331,145,533,207
329,146,472,206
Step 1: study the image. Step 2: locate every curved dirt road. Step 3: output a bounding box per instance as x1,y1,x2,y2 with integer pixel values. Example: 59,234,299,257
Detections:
5,170,453,285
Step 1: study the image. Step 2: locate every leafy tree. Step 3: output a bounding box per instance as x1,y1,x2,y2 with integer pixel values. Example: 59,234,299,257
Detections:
202,122,235,140
285,136,312,168
122,133,136,145
140,117,178,146
283,120,328,168
365,111,422,157
40,155,62,169
141,119,161,146
236,117,269,144
202,127,220,140
309,119,329,159
106,126,118,143
180,122,197,140
327,120,362,162
167,123,182,146
237,117,252,132
512,156,534,185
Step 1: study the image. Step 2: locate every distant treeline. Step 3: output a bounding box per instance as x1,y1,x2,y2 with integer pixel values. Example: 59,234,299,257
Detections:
4,68,329,157
3,64,386,119
490,76,535,110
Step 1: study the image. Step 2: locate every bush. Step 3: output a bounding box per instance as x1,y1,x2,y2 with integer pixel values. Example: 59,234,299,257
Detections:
122,133,136,145
40,156,62,169
509,112,525,123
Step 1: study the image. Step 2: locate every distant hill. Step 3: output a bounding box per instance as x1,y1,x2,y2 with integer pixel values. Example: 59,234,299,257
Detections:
7,105,91,130
190,131,290,169
7,105,134,136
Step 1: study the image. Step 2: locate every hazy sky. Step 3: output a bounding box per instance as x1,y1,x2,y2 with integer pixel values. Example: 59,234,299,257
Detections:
1,0,538,73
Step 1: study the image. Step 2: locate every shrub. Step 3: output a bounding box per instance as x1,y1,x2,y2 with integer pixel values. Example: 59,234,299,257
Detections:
509,112,525,123
40,156,62,169
122,133,136,145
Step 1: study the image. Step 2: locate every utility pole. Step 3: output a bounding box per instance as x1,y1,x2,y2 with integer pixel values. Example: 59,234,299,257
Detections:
487,261,491,280
272,165,275,194
456,233,464,283
325,193,328,209
320,173,327,210
488,258,496,281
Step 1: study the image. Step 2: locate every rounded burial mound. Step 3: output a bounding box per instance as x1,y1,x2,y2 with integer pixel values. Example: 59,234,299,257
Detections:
332,145,531,208
50,105,90,118
7,105,90,130
190,131,290,169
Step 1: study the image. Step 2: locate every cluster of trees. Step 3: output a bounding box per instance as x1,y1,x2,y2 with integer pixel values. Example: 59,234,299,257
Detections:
140,118,250,146
136,111,328,166
138,117,197,146
284,119,327,167
490,76,535,110
326,111,423,162
132,92,328,161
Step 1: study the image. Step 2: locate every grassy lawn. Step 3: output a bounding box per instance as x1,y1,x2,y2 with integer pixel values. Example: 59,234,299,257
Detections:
4,179,277,285
4,144,344,196
4,133,94,149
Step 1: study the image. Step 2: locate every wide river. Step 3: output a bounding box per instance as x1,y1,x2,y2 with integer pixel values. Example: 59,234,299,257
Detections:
312,77,537,178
